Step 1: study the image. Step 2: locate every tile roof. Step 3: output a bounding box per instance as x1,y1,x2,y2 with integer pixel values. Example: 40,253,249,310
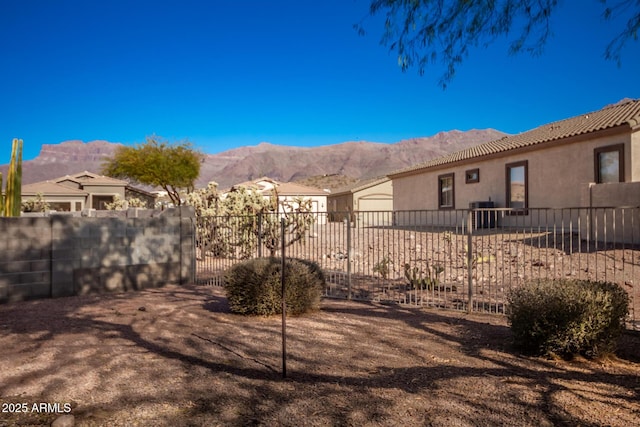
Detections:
229,177,277,192
227,177,328,196
56,171,129,186
331,176,390,196
275,182,329,196
22,181,88,196
389,99,640,177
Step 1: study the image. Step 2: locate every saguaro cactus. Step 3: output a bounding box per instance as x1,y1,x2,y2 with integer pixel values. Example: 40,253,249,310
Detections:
2,138,23,217
0,172,3,214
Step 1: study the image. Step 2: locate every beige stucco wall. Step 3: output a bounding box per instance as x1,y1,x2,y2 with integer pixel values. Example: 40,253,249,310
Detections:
353,180,393,212
581,181,640,207
576,181,640,244
82,184,126,197
82,185,125,209
392,129,634,213
353,180,394,226
327,180,393,224
631,130,640,181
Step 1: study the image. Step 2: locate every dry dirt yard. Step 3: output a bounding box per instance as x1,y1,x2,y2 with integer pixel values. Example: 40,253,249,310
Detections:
0,285,639,427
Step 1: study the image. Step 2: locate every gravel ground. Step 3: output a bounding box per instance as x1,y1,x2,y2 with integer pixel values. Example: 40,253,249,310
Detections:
0,284,639,426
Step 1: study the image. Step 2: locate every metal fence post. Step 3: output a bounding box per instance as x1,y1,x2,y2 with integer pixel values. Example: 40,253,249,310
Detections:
346,217,352,300
466,210,473,313
257,212,263,258
280,217,287,379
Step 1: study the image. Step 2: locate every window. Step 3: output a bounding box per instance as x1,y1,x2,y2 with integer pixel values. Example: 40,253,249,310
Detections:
92,195,114,210
594,144,624,183
49,202,71,212
465,168,479,183
506,161,528,212
438,173,455,209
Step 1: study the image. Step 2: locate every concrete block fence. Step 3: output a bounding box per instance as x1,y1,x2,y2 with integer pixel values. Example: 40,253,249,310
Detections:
0,207,195,303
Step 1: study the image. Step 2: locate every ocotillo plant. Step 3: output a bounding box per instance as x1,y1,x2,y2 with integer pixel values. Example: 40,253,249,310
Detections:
2,138,23,217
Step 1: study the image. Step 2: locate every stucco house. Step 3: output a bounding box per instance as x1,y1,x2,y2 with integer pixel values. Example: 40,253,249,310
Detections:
388,99,640,239
21,171,156,212
21,180,89,212
328,176,393,225
227,177,330,224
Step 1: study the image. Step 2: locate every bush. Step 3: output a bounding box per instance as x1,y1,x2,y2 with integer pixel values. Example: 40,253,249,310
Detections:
506,279,629,358
224,257,325,316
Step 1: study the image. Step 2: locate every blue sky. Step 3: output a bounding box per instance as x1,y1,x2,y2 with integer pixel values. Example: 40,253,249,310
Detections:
1,0,639,165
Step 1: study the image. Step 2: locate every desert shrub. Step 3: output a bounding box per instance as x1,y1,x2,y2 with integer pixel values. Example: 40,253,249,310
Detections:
506,279,629,358
224,257,325,316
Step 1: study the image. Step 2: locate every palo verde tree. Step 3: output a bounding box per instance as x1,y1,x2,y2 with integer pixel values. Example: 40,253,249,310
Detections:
102,136,202,206
358,0,640,86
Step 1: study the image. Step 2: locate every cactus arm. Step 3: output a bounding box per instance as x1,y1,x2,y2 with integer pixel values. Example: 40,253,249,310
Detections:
0,172,4,215
12,139,22,216
4,139,23,217
4,142,12,216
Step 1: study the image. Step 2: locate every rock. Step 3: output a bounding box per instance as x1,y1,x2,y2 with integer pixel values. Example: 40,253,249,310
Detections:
51,414,75,427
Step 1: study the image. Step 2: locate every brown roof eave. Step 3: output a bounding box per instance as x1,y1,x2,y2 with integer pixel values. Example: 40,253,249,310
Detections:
388,124,632,180
328,189,352,197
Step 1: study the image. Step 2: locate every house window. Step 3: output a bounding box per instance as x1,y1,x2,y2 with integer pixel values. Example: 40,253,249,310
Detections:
92,195,114,210
594,144,624,183
506,161,528,211
49,202,71,212
465,168,479,183
438,173,455,209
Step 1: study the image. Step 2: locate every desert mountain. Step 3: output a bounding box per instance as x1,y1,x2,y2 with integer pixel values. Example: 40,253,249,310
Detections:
2,129,507,189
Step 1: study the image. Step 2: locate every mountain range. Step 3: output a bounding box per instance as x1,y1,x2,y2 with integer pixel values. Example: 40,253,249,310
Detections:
1,129,507,190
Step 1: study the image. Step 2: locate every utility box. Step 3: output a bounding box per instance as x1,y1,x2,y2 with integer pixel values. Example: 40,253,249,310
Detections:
469,201,496,229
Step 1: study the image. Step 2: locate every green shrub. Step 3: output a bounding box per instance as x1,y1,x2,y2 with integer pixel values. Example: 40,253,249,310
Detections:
506,279,629,358
224,257,325,316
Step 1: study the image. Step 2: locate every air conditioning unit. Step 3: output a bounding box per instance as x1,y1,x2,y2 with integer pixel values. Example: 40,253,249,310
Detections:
469,201,496,229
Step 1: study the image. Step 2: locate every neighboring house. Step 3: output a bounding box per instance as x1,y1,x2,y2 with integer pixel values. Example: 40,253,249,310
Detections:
387,99,640,237
328,176,393,225
21,171,155,212
227,177,330,224
124,185,157,209
21,180,89,212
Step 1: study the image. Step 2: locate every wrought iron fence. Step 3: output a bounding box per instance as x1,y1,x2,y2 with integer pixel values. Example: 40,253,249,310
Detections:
195,208,640,329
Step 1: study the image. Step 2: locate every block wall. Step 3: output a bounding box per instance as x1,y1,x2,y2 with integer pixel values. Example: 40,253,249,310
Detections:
0,208,195,303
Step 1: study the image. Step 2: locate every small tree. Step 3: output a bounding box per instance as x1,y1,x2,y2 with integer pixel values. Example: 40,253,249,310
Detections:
260,189,316,257
102,136,202,206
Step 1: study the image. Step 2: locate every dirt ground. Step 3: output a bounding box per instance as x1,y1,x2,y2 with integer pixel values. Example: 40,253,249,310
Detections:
0,285,639,427
197,223,640,325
